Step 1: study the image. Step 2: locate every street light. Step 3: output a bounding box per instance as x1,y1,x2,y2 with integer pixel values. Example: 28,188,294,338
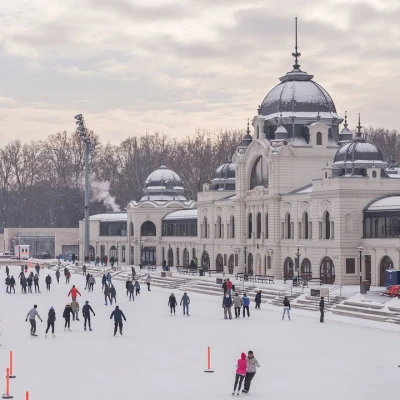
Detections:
358,246,363,293
74,113,92,263
141,240,144,268
296,245,301,281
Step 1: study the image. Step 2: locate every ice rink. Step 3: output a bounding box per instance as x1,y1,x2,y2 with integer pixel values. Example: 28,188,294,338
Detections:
0,265,399,399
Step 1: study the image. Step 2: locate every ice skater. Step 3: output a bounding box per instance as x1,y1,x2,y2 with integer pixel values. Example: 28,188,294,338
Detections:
233,293,243,318
55,268,60,284
168,293,177,316
63,303,74,331
84,273,90,290
88,275,95,292
223,294,233,320
45,307,56,338
71,299,80,321
45,274,52,291
128,281,135,301
82,300,95,331
180,292,190,316
34,274,40,293
242,351,260,394
232,353,247,395
26,305,42,336
242,293,250,317
255,290,262,309
110,305,126,336
110,285,117,304
102,274,107,289
282,296,291,320
134,280,140,296
104,284,111,305
27,275,32,293
68,285,81,300
146,274,151,291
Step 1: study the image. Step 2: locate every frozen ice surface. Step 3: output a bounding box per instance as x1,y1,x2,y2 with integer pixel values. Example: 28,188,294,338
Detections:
1,265,399,400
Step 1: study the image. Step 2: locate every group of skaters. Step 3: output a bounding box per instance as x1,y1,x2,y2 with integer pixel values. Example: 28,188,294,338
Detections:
232,350,260,395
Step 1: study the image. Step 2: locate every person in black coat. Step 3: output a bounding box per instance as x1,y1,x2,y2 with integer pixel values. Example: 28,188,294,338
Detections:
45,275,52,291
45,307,56,337
82,301,95,331
110,306,126,336
9,276,15,294
168,293,177,316
110,285,117,304
255,290,262,309
222,280,227,294
34,275,40,293
84,273,90,290
126,279,132,296
319,297,325,323
63,304,74,331
127,281,135,301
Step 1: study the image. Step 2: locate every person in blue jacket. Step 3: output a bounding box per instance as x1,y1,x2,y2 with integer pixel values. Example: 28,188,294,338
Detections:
110,305,126,336
242,293,250,318
223,294,233,320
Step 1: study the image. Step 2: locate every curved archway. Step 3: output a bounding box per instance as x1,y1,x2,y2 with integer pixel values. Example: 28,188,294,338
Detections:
283,257,294,279
316,131,322,145
168,247,174,267
250,156,268,189
228,254,234,274
320,257,335,284
109,245,117,259
301,258,312,280
216,254,224,273
247,253,254,275
183,248,189,266
89,245,95,262
141,221,156,236
380,256,394,286
201,251,210,271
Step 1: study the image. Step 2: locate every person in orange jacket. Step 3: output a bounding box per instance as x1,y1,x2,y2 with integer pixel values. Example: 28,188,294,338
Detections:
68,285,81,300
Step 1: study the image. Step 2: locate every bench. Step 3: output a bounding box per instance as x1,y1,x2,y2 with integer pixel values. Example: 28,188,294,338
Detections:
145,265,157,272
235,272,244,279
307,277,323,286
207,269,218,276
256,275,274,284
238,275,256,282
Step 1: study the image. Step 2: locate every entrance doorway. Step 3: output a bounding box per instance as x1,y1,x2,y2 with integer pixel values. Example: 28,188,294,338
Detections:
168,247,174,267
216,254,224,272
228,255,234,274
365,255,371,284
320,257,335,284
380,256,394,286
283,257,294,279
247,253,254,275
143,247,156,265
301,258,312,280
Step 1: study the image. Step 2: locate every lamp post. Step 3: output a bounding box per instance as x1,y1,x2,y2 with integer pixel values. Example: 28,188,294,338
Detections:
141,240,144,268
95,240,98,261
358,246,363,293
74,114,91,263
296,245,301,281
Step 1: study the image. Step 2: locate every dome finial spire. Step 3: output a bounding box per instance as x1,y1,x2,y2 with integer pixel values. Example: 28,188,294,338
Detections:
292,16,301,70
356,113,362,138
344,111,348,129
246,118,250,135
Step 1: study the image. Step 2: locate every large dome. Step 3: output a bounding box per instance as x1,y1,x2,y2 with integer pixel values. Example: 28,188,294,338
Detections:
141,165,186,201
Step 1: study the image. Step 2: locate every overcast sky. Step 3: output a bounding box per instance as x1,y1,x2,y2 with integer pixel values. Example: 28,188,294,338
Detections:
0,0,399,146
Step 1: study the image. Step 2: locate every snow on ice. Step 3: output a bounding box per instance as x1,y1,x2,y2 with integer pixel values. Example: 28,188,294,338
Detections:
0,265,399,400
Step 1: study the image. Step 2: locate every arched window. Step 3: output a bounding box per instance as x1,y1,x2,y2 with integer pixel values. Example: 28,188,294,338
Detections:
265,213,269,239
345,214,352,233
216,254,224,272
230,216,235,238
141,221,156,236
250,156,268,190
324,212,331,239
283,257,294,279
248,213,252,239
303,212,309,239
316,132,322,145
216,216,222,238
256,212,261,238
285,213,291,239
183,248,189,266
301,258,312,280
247,253,254,275
203,217,208,238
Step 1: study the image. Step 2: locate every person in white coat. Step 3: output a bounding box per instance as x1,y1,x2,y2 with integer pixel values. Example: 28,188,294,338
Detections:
233,294,243,318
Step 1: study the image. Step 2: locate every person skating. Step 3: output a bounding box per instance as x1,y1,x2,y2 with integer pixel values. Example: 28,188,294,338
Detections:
226,278,233,295
106,272,112,286
110,305,126,336
45,274,52,291
5,275,10,294
68,285,81,300
232,352,247,396
55,268,60,284
63,303,74,331
45,307,56,338
282,296,291,320
82,300,95,331
134,280,140,296
222,279,227,294
242,293,250,317
9,275,16,294
233,294,243,318
125,279,132,296
168,293,177,316
242,351,260,394
104,283,111,305
101,274,107,289
21,275,27,294
110,285,117,304
88,275,95,292
5,265,9,276
128,281,135,301
146,274,151,291
65,270,71,284
35,263,40,275
26,305,42,336
180,292,190,316
223,294,233,320
255,290,262,309
27,275,32,293
82,264,86,276
33,274,40,293
71,299,80,321
319,296,325,323
84,273,90,290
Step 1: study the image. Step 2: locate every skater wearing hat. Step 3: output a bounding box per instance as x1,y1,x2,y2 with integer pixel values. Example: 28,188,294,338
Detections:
45,307,56,338
63,303,74,331
180,292,190,316
232,352,247,396
168,293,177,316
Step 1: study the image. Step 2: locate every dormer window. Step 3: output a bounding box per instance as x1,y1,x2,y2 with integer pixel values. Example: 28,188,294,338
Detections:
316,132,322,145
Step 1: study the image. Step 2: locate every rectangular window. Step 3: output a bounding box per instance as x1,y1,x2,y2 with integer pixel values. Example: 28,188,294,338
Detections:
100,245,105,258
346,258,356,274
331,222,335,239
162,247,165,262
298,222,301,239
364,218,371,238
309,222,312,239
192,248,196,260
267,255,271,269
291,222,294,239
281,222,284,239
377,217,385,237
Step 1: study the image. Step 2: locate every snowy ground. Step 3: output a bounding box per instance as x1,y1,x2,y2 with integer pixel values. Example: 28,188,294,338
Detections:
1,265,399,400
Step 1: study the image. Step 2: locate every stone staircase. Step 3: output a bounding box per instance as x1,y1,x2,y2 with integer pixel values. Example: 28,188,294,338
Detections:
330,301,400,324
291,295,345,311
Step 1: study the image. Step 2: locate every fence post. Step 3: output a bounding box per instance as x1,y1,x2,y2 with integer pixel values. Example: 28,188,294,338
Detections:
2,367,13,399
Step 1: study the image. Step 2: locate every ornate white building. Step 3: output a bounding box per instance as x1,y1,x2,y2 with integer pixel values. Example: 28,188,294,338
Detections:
80,41,400,286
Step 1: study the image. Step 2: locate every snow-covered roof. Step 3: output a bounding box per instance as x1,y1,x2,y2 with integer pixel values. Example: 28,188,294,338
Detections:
89,213,127,222
366,197,400,211
163,209,198,221
286,184,313,195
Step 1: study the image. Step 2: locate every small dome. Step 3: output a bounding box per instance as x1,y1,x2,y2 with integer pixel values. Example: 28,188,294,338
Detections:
210,163,236,191
274,124,289,140
141,165,186,201
338,127,353,145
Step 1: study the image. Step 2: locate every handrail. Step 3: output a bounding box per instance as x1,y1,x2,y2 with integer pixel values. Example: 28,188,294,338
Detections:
278,286,292,299
327,285,342,302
